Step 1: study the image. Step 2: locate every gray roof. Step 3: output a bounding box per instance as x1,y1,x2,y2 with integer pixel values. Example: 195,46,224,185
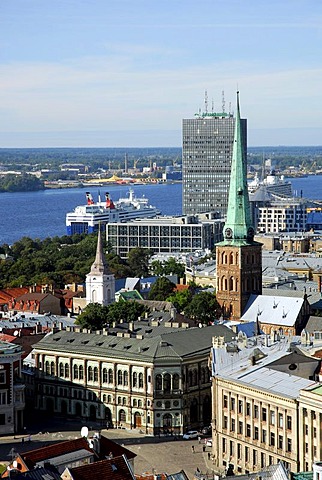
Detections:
0,313,76,330
304,315,322,333
241,294,304,327
33,324,235,363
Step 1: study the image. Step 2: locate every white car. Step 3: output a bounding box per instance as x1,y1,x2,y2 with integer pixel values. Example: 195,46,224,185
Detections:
182,430,199,440
205,438,213,447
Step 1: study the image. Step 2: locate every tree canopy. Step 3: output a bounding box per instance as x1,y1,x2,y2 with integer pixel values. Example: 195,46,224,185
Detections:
148,277,176,301
184,291,220,325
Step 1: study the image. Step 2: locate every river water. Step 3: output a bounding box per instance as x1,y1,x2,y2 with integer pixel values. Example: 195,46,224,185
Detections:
0,175,321,246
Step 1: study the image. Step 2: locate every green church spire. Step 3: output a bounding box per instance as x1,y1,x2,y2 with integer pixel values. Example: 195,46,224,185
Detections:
223,91,254,244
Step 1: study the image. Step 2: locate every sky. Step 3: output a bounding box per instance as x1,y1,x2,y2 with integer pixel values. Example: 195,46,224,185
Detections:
0,0,322,148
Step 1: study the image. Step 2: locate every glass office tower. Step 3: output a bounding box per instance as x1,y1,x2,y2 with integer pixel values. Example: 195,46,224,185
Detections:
182,110,247,217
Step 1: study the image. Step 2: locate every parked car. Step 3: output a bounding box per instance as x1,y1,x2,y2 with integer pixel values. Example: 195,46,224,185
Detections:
183,430,199,440
202,425,211,435
205,438,213,447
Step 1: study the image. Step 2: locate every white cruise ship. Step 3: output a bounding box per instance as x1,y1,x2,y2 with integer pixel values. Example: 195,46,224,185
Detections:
66,189,161,235
248,171,293,198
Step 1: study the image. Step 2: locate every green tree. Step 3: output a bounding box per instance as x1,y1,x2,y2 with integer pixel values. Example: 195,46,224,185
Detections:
163,257,185,278
148,277,176,301
106,301,147,324
127,247,152,277
184,291,220,325
166,288,193,312
75,303,109,330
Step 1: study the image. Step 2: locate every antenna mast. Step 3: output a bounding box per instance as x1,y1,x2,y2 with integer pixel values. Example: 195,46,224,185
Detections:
204,90,208,114
222,90,226,113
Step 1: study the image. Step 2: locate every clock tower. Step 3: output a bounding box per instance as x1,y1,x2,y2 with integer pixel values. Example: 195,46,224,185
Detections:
216,92,262,320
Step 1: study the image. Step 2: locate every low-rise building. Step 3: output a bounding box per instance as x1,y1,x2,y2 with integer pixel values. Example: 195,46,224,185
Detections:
106,213,224,259
0,340,25,435
210,335,320,474
30,324,234,435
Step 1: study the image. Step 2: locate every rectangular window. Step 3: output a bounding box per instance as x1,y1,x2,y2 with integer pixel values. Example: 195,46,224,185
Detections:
231,398,235,411
305,425,309,435
261,453,266,468
230,441,234,456
246,424,251,437
231,419,235,432
278,435,283,450
0,372,5,384
262,407,267,422
238,421,243,434
287,415,292,430
246,402,251,416
270,432,275,447
245,446,250,462
223,438,227,453
287,438,292,452
278,413,283,428
238,400,243,414
237,443,242,460
270,411,275,425
253,450,258,466
223,416,228,429
254,427,259,440
254,405,259,419
223,395,228,408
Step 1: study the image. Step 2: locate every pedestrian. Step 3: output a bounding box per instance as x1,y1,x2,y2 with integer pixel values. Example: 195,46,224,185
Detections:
191,445,195,453
202,445,206,452
21,437,24,444
198,436,201,444
208,452,211,460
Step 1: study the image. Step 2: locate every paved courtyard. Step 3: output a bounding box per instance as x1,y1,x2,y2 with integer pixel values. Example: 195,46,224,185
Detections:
0,416,215,479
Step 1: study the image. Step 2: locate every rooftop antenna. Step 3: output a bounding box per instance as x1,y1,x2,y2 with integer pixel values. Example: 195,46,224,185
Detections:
204,90,208,114
222,90,226,113
228,102,232,114
211,98,214,113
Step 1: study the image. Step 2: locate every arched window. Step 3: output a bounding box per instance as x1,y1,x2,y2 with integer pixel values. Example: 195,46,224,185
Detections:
229,276,234,291
103,394,107,402
118,370,123,385
173,373,179,390
73,364,79,379
124,371,128,386
117,396,122,405
103,368,108,383
94,367,98,382
122,397,126,405
65,363,69,378
133,399,137,407
139,373,144,388
133,372,138,387
108,369,113,383
164,373,171,393
108,395,112,403
45,361,50,375
79,365,84,380
230,252,234,265
50,362,55,376
88,366,93,381
138,399,142,407
224,277,228,291
235,252,239,264
155,374,162,390
235,278,239,292
59,363,64,377
118,409,126,423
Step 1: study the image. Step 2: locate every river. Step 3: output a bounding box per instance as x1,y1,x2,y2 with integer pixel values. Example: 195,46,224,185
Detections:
0,175,322,246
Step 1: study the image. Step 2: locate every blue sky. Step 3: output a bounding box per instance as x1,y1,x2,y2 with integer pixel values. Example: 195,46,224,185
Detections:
0,0,322,147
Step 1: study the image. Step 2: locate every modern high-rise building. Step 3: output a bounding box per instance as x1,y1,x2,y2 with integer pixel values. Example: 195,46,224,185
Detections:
182,96,247,217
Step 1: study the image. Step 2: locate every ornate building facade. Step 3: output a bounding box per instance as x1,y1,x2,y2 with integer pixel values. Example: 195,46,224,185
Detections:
31,324,234,435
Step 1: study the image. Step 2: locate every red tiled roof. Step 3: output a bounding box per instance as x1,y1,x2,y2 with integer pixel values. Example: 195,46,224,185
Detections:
65,456,134,480
0,287,29,302
99,436,136,461
175,284,190,292
0,334,17,343
22,437,93,468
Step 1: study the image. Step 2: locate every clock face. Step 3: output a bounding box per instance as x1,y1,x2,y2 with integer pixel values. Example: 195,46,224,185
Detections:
225,228,233,239
247,227,254,238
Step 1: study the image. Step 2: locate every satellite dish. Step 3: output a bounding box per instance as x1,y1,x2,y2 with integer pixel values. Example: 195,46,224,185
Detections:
13,331,19,337
81,426,89,438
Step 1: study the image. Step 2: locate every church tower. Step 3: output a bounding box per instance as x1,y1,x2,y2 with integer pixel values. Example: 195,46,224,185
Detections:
216,92,262,320
86,228,115,305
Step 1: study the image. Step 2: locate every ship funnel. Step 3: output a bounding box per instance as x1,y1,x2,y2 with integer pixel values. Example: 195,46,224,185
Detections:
86,192,94,205
105,192,115,209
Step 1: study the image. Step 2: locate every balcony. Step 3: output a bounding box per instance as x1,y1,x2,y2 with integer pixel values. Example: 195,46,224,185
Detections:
154,389,182,399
